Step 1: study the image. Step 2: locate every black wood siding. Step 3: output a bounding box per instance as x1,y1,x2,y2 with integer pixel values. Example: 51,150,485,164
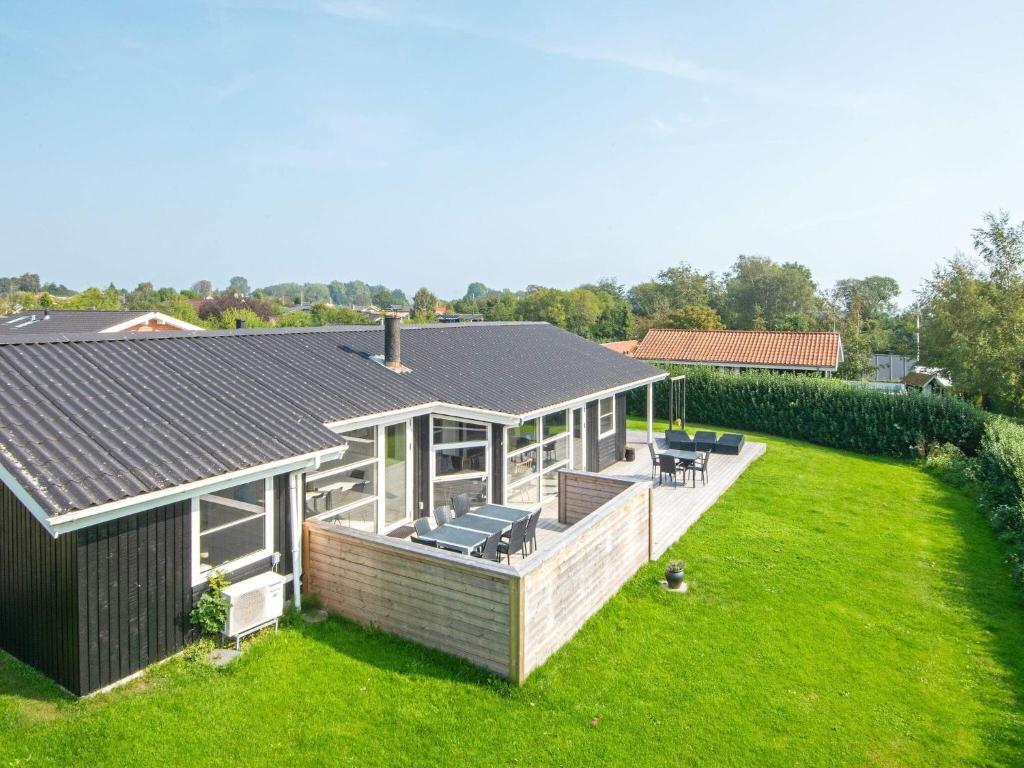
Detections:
490,424,505,504
0,485,79,694
77,500,192,695
586,399,599,471
413,415,430,517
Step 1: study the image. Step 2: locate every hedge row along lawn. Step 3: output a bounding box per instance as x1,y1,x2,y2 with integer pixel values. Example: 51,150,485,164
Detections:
2,425,1022,767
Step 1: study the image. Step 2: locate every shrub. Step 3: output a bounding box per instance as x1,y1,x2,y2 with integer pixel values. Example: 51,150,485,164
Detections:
975,419,1024,585
628,365,989,458
190,571,230,637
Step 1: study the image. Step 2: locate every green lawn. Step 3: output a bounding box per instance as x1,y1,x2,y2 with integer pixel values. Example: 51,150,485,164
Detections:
2,424,1023,767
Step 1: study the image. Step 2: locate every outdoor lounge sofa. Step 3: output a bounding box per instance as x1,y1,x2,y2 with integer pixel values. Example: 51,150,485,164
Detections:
693,430,718,453
715,433,745,455
665,429,695,450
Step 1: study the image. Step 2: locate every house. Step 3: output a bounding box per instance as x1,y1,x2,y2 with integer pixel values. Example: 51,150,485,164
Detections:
0,309,201,339
632,328,843,376
602,340,639,355
436,313,484,323
901,367,952,395
869,353,917,382
0,321,665,695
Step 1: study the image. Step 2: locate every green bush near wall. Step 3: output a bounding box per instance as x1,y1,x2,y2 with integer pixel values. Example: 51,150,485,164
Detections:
627,364,988,458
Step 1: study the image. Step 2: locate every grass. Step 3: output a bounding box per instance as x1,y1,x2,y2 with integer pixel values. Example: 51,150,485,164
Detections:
2,423,1023,767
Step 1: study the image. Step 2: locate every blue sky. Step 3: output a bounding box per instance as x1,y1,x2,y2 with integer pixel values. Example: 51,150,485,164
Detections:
2,1,1022,304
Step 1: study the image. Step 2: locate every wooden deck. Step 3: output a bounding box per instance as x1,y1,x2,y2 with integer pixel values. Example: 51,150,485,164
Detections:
530,431,766,558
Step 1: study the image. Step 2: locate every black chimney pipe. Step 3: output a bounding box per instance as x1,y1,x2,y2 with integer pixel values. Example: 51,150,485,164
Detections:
235,318,246,329
384,314,401,369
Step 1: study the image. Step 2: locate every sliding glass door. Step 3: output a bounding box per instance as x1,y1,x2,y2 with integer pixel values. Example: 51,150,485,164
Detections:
384,421,412,529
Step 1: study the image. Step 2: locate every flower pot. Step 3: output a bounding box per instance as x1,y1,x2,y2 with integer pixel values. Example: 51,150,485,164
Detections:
665,568,685,590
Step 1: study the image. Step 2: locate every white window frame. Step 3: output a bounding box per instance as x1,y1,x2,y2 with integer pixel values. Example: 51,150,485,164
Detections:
191,476,274,587
430,415,491,507
570,406,586,471
503,409,570,505
306,420,414,534
598,396,616,439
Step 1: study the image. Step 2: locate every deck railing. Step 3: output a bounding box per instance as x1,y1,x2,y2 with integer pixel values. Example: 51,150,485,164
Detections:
304,470,654,684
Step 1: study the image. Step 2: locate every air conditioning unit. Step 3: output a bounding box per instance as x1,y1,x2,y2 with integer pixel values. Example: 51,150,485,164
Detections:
222,571,286,645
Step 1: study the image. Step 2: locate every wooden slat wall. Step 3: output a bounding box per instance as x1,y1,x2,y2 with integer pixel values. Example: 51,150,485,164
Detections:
305,522,516,677
77,500,192,695
558,471,635,525
518,479,651,680
0,484,80,694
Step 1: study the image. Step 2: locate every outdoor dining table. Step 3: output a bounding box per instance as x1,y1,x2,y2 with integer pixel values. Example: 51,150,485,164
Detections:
468,503,535,524
449,513,511,537
420,525,488,555
661,448,698,464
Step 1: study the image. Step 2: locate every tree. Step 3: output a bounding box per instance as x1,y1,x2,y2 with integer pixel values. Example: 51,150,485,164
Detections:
564,288,602,337
14,273,41,293
721,255,821,330
197,294,275,322
412,287,439,320
661,305,725,330
190,280,213,298
921,211,1024,413
464,282,492,301
227,276,250,296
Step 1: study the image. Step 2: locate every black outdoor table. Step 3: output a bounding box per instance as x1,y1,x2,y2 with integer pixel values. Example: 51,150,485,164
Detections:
661,449,698,464
420,525,488,555
468,503,534,524
449,513,511,537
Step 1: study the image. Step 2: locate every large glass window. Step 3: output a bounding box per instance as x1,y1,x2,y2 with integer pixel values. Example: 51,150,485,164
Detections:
303,421,412,534
384,422,409,528
505,409,570,505
432,417,489,510
599,397,615,437
196,478,271,580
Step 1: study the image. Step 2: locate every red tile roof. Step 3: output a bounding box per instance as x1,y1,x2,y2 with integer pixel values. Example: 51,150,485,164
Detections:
633,329,843,370
602,339,639,355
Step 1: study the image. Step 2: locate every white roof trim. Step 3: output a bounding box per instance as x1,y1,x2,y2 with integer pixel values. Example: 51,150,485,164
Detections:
100,311,203,333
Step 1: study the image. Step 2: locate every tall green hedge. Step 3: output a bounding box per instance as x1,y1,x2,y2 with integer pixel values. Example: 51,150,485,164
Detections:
627,365,989,458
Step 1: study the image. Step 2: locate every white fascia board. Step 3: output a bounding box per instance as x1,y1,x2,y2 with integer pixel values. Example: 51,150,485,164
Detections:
101,312,203,333
324,402,520,431
645,359,838,373
0,461,57,537
46,445,347,536
513,374,667,423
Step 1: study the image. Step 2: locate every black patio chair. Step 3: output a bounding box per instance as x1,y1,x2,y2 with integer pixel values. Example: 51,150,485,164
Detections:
686,450,711,487
716,433,745,455
410,536,437,547
648,442,659,481
413,517,433,537
523,509,541,555
472,530,502,562
432,504,452,527
497,517,529,563
452,493,471,518
658,453,680,487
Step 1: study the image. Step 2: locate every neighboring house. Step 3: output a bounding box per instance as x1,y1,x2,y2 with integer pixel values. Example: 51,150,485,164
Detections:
0,321,664,695
602,340,639,355
437,313,484,323
0,309,201,339
869,353,917,382
632,329,843,375
902,367,952,394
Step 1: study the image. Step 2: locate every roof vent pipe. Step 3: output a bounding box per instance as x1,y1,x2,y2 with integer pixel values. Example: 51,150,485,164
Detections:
384,314,401,370
235,318,246,329
43,309,50,319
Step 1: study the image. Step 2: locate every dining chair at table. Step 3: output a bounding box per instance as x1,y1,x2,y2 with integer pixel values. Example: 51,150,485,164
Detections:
497,517,529,563
452,493,470,518
523,508,541,555
432,505,453,527
471,530,502,562
658,453,680,487
413,517,433,537
410,536,437,547
648,442,659,481
686,451,711,487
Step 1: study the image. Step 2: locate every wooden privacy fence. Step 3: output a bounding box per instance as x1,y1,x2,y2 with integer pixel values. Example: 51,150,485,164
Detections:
305,471,655,684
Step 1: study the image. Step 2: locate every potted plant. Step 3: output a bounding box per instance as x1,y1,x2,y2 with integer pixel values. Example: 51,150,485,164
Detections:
664,560,685,590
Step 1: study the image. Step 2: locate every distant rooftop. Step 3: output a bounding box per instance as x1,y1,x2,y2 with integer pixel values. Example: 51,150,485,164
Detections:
0,309,201,339
633,328,843,371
